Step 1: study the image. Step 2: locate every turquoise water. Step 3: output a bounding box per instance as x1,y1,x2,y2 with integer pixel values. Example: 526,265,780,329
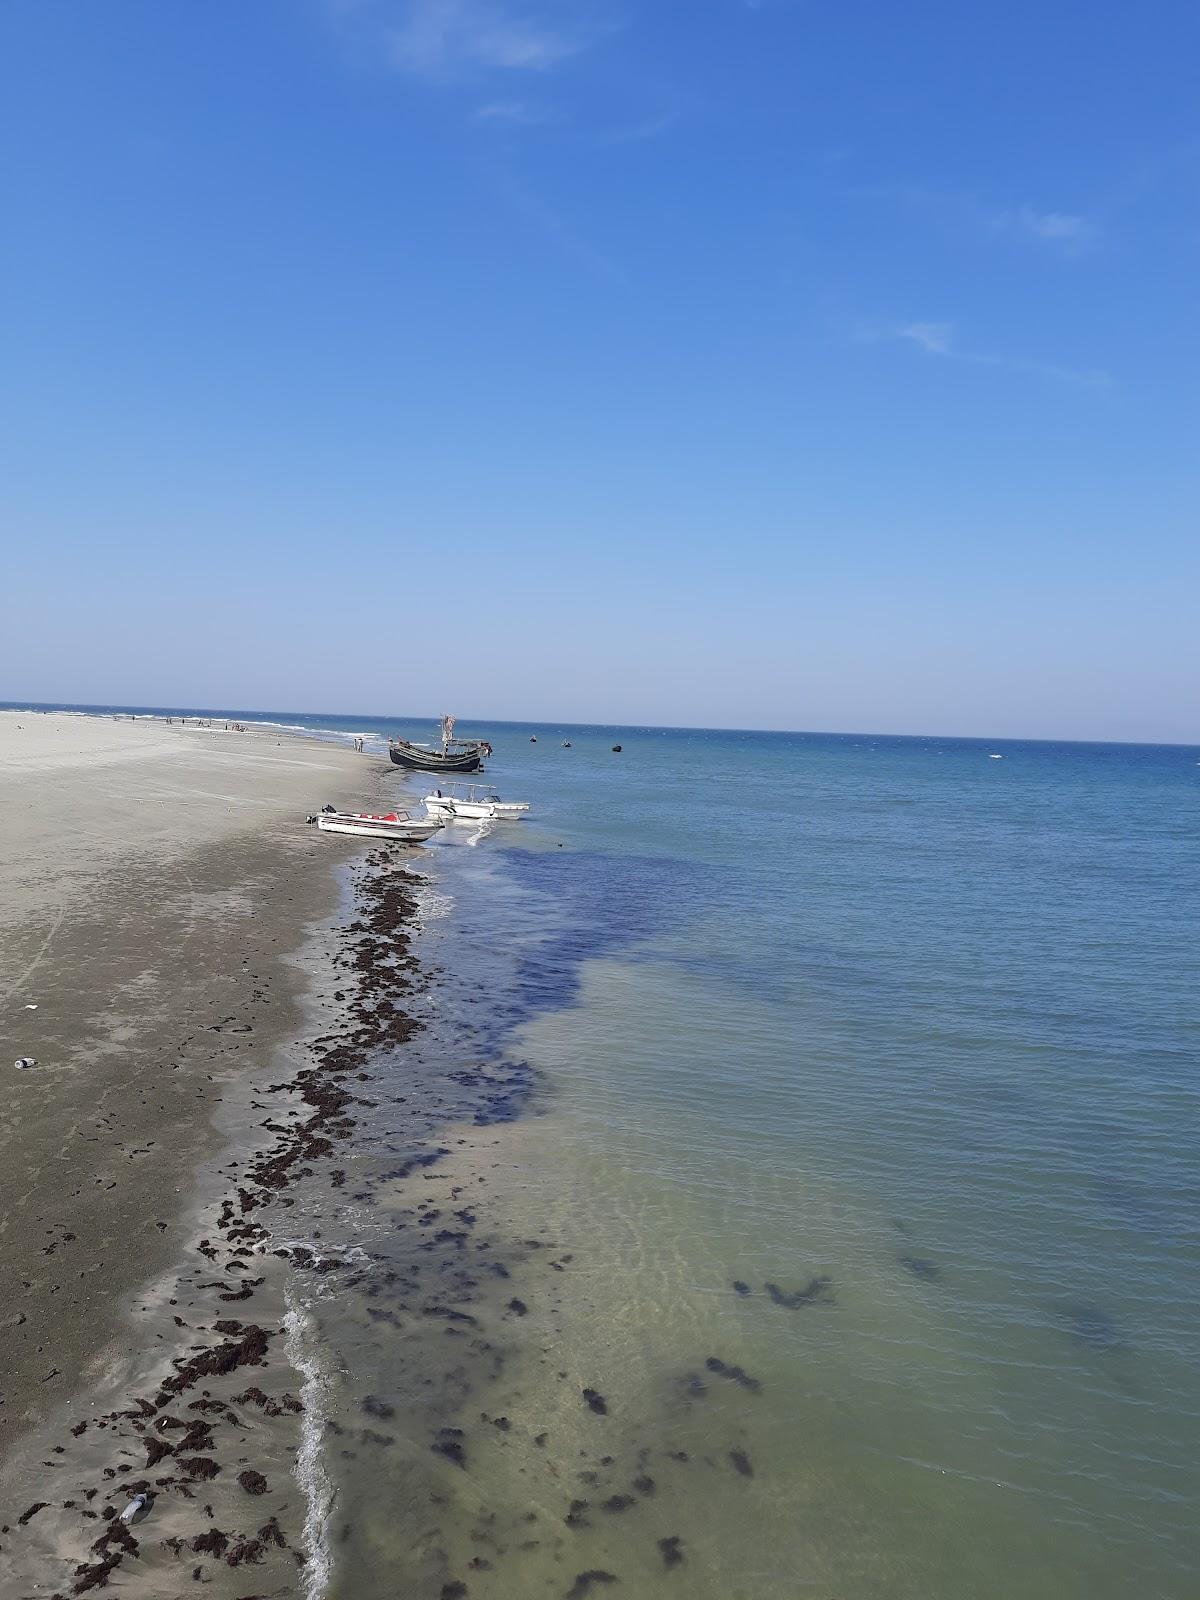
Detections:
347,718,1196,1597
12,706,1200,1595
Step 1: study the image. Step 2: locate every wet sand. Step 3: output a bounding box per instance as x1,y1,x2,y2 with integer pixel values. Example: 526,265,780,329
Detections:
0,711,374,1454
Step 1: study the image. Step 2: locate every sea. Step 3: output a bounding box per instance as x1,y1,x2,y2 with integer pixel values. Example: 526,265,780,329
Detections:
6,703,1200,1598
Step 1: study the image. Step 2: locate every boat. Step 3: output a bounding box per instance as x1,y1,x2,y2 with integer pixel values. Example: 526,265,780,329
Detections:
314,808,444,842
388,715,492,773
423,783,530,822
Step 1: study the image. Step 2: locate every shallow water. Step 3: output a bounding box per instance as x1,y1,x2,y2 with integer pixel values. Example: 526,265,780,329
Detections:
253,721,1196,1599
12,708,1200,1596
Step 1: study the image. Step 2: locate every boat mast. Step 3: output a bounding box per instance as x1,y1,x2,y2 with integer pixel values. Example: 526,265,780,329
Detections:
440,713,455,753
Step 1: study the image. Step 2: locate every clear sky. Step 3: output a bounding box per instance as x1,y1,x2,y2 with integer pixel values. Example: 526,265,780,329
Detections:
1,1,1196,740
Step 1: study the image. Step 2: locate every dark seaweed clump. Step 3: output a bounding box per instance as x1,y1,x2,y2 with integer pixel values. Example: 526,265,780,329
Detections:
432,1428,468,1468
705,1356,761,1393
565,1572,619,1600
658,1534,685,1568
765,1276,833,1309
898,1254,941,1283
7,859,425,1595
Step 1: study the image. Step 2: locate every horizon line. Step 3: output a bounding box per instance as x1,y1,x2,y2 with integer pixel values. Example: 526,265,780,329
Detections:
1,701,1196,752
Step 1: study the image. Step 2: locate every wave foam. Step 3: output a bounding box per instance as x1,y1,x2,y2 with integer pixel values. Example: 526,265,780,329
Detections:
284,1290,335,1600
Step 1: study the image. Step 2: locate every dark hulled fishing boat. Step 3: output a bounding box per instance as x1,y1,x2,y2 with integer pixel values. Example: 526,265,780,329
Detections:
388,715,491,773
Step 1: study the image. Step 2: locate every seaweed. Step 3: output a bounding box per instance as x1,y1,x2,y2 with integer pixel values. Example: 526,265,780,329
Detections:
658,1535,685,1568
765,1276,833,1309
898,1255,940,1283
704,1356,762,1393
565,1572,618,1599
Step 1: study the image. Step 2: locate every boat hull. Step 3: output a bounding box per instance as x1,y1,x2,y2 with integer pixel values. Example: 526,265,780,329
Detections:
389,742,482,773
317,813,443,842
425,797,529,821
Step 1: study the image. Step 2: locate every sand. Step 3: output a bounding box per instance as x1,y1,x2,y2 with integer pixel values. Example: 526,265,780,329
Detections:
0,711,378,1455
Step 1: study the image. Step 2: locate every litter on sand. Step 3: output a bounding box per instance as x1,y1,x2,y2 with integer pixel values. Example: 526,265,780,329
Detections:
120,1493,152,1525
14,1058,38,1070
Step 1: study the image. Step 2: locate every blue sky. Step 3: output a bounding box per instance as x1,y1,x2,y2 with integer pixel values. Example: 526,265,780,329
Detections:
1,0,1196,739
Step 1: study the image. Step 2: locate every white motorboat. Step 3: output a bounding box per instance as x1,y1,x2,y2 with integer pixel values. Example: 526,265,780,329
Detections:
314,808,444,842
423,783,530,822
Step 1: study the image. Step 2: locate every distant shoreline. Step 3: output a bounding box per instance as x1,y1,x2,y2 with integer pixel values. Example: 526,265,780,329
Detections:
2,700,1196,751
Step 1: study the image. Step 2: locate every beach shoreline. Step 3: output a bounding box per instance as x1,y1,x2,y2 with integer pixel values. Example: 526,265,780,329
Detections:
0,712,381,1462
0,840,427,1598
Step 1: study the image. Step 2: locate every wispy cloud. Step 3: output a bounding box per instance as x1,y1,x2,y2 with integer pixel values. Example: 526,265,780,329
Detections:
992,205,1100,250
473,98,552,124
382,0,600,80
595,109,679,147
895,321,954,356
884,321,1111,389
852,183,1101,253
492,168,627,285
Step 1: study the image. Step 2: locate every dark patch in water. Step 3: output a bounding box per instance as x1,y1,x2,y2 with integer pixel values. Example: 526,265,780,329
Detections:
728,1449,754,1477
705,1356,762,1393
565,1572,618,1599
898,1255,941,1283
732,1280,751,1296
582,1388,608,1415
658,1534,684,1568
432,1429,468,1468
765,1276,834,1309
490,845,714,1039
1056,1302,1126,1351
601,1494,635,1513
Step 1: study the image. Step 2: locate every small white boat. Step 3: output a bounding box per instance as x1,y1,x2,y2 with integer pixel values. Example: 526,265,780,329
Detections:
314,808,444,842
423,783,530,822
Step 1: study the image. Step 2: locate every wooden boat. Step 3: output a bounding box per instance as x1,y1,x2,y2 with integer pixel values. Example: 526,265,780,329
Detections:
388,714,491,773
315,808,444,842
423,784,530,822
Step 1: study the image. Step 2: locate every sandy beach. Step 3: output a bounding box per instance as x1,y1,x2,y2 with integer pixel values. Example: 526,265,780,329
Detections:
0,712,372,1455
